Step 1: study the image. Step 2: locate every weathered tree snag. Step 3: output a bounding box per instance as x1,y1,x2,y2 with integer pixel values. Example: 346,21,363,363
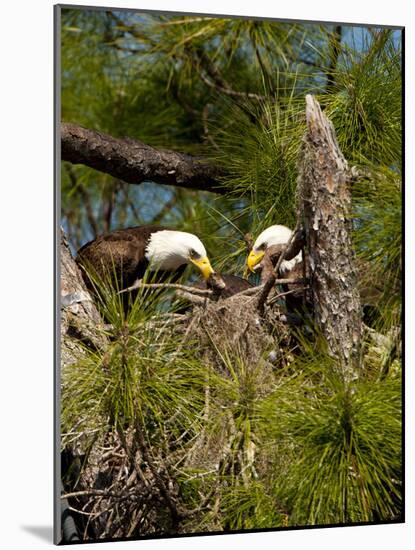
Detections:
297,95,362,380
61,123,226,194
60,228,107,367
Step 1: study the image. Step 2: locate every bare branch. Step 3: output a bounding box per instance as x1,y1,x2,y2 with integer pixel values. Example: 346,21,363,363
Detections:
194,60,267,102
188,47,268,116
61,123,226,194
118,280,214,297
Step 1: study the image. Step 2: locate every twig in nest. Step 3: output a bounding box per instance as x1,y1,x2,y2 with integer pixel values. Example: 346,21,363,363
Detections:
175,290,207,305
237,284,264,297
256,276,276,315
61,489,125,500
229,278,306,299
179,484,218,518
66,505,97,518
134,421,181,524
118,279,213,297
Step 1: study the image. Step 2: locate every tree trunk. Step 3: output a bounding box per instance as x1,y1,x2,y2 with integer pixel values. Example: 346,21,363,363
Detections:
297,95,362,381
60,228,107,367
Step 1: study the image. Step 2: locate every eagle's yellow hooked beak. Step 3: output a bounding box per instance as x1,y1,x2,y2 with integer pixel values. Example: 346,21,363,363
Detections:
247,250,265,273
190,256,215,280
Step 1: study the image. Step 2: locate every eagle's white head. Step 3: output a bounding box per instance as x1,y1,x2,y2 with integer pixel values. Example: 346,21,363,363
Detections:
145,230,214,279
247,224,302,274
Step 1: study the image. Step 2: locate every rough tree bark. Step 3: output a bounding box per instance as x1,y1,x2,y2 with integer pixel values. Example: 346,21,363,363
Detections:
297,95,362,380
61,123,226,193
60,228,107,367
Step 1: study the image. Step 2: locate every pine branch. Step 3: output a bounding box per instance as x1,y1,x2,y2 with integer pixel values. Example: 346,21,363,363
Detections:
192,48,267,103
61,123,226,194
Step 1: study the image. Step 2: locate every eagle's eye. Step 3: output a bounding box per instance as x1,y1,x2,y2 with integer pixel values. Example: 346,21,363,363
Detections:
257,242,266,251
189,249,201,260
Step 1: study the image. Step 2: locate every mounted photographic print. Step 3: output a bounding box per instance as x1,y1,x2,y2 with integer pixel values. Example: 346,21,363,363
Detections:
55,4,404,544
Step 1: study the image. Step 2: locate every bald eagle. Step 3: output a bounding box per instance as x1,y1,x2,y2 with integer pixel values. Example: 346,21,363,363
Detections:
247,225,302,274
76,225,214,295
247,225,305,316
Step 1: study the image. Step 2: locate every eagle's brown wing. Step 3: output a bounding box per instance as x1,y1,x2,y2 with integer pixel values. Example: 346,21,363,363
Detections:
76,225,167,291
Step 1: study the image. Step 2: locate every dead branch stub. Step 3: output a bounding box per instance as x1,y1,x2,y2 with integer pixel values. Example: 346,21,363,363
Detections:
297,95,362,380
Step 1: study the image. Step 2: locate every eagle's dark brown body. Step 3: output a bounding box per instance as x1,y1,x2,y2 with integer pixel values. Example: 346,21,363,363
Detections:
76,225,184,293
